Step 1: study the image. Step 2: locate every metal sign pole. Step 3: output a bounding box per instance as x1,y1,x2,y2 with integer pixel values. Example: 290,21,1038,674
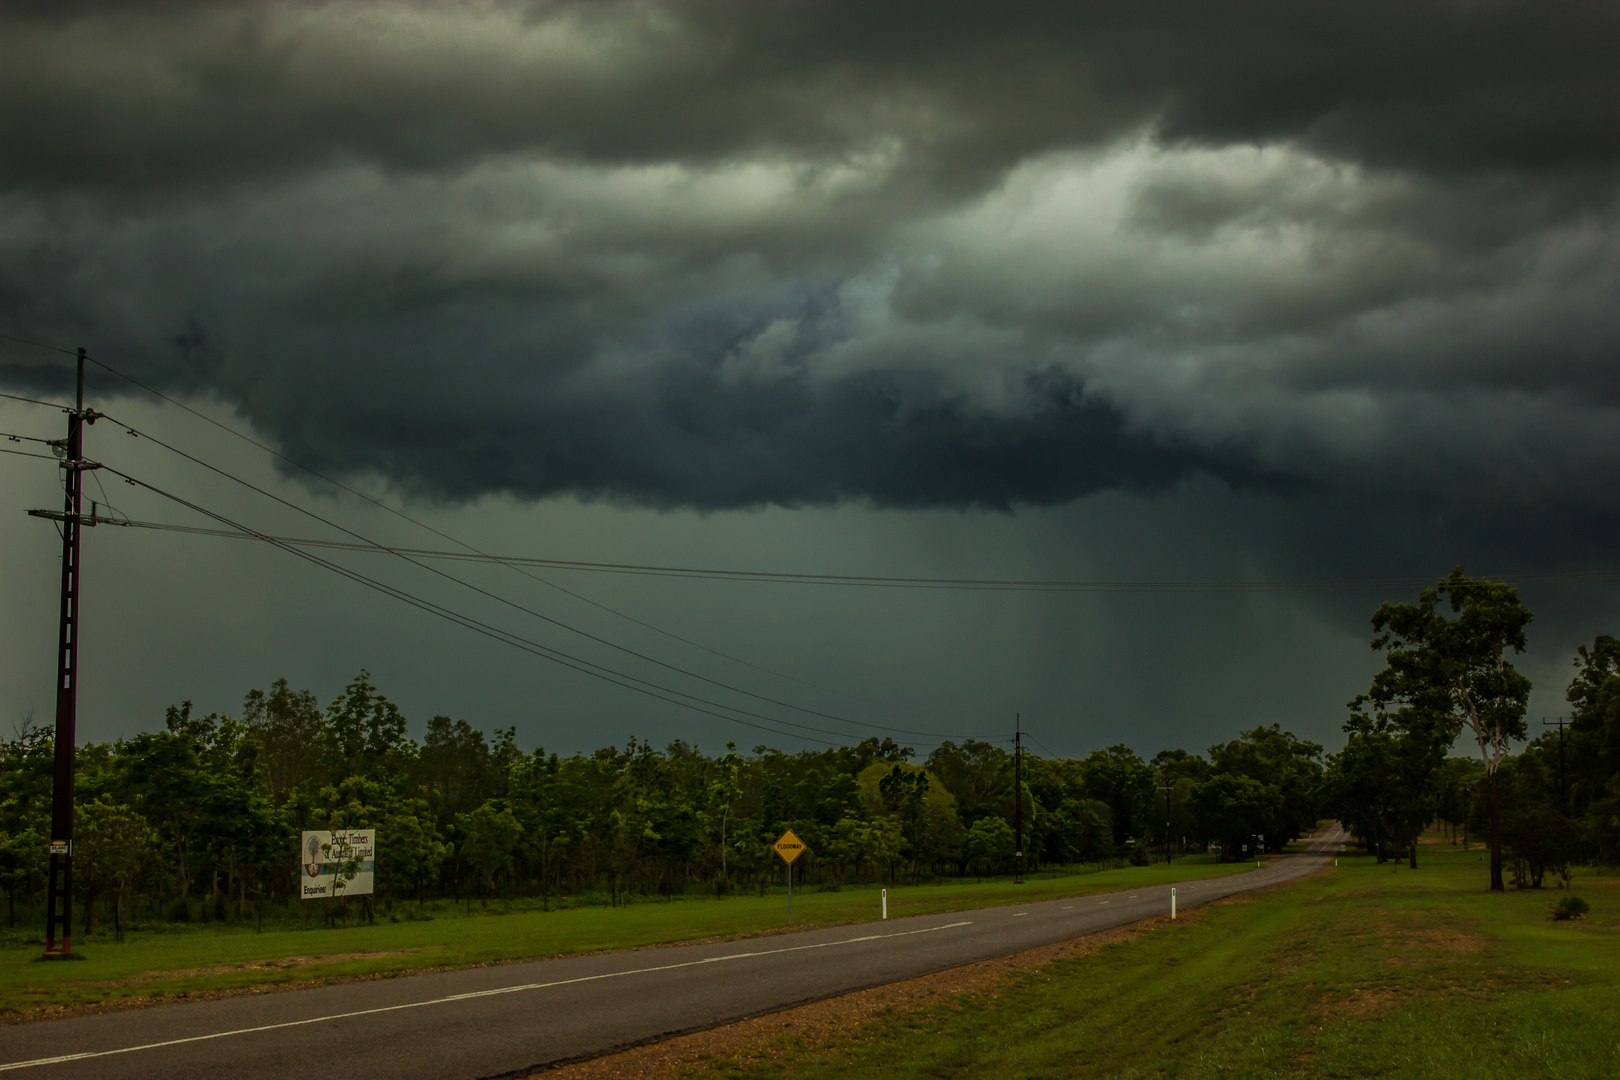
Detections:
773,829,806,927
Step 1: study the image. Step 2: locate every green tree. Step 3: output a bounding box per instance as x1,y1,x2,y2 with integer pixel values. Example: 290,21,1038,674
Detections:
458,800,522,905
1360,568,1532,891
1078,745,1155,848
1435,757,1485,847
241,678,328,800
0,715,51,928
74,796,156,941
924,740,1011,830
863,762,960,881
1497,749,1576,888
1321,732,1401,860
325,671,411,779
1190,774,1281,861
418,716,495,828
1207,726,1323,851
1565,636,1620,864
705,741,743,892
196,775,286,919
1339,703,1446,868
962,816,1014,880
377,799,448,906
0,826,45,929
117,729,210,898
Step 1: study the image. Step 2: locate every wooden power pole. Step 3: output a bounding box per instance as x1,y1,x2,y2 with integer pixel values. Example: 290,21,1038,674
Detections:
1013,713,1023,885
41,348,99,957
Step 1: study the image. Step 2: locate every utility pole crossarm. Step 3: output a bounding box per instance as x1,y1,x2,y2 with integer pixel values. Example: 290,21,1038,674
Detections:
27,509,126,527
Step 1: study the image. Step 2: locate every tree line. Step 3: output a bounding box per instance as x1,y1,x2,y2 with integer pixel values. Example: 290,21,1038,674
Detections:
0,672,1324,937
3,568,1611,938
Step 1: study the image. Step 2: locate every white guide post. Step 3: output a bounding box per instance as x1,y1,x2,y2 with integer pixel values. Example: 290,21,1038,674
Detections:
882,888,888,920
1171,887,1177,920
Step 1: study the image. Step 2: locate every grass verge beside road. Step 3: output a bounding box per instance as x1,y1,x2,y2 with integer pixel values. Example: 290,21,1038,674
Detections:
0,856,1248,1018
691,842,1620,1079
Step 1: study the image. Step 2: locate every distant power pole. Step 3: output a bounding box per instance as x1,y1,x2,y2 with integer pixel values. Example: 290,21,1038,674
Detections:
39,348,100,957
1013,714,1023,885
1542,716,1571,817
1158,783,1174,864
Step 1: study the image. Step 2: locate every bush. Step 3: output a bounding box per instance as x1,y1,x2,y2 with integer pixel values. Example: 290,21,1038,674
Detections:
165,899,190,922
1549,895,1590,921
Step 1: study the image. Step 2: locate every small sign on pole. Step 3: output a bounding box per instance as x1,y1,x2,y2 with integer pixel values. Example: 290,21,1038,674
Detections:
773,830,806,925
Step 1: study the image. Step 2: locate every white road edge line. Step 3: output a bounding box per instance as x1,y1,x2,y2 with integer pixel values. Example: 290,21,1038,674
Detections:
0,920,975,1073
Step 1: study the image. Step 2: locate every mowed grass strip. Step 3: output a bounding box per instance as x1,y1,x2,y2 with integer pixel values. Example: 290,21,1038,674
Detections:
0,856,1246,1016
697,845,1620,1080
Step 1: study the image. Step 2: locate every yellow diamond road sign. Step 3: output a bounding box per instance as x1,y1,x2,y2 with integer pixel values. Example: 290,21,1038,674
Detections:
773,829,806,865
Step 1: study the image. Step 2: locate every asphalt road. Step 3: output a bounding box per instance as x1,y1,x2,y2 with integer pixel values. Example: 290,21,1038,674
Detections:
1,826,1346,1079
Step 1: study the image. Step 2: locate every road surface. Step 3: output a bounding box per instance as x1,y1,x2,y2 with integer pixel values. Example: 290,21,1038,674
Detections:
0,826,1345,1079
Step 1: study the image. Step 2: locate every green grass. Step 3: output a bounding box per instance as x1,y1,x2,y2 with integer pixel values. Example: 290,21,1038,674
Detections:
0,855,1249,1016
702,840,1620,1079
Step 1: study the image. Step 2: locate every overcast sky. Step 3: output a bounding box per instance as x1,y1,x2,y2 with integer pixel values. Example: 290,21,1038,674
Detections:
2,1,1617,759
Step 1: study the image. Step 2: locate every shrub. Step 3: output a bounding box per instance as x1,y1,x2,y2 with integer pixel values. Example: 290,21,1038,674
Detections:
1549,895,1590,921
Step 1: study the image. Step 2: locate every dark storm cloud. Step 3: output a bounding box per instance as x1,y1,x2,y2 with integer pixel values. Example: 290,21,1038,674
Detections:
3,2,1618,193
1,0,1617,525
291,366,1269,510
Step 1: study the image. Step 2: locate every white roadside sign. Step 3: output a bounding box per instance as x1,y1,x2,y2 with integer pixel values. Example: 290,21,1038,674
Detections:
300,829,376,899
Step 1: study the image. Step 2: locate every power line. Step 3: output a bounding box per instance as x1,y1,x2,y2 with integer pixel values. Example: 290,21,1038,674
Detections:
102,413,991,743
89,473,131,524
1025,731,1060,759
52,510,1619,594
0,428,58,445
1,327,880,746
9,335,983,741
0,445,59,461
6,333,924,721
0,390,68,410
0,332,77,359
96,462,877,748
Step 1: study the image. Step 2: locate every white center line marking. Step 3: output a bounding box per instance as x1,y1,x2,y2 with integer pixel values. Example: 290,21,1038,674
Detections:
1012,912,1027,917
0,920,975,1073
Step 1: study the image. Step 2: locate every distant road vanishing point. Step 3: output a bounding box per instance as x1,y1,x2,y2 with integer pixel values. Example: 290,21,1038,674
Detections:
1,827,1346,1079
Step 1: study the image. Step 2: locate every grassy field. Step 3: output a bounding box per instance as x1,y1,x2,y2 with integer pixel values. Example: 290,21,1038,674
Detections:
0,855,1251,1017
698,839,1620,1079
